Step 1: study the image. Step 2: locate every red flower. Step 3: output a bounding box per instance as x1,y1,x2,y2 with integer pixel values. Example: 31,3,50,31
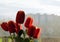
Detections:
15,23,22,34
8,21,16,33
1,22,8,31
33,28,40,38
27,25,36,37
16,10,25,24
24,17,33,28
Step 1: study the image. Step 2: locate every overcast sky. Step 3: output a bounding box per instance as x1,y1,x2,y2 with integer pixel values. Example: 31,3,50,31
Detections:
0,0,60,17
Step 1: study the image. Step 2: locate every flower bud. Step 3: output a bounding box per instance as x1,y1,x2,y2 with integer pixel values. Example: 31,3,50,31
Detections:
1,22,8,31
16,10,25,24
8,21,16,33
33,28,40,38
24,17,33,28
15,23,22,34
27,25,36,37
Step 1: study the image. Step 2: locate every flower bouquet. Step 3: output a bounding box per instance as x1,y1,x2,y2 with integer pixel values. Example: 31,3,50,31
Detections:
1,10,40,42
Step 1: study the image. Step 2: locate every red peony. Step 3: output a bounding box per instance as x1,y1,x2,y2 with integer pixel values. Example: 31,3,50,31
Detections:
8,21,16,33
16,10,25,24
1,22,8,31
24,17,33,28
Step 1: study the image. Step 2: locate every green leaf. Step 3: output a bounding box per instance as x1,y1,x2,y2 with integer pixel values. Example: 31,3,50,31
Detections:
15,37,24,42
18,30,23,37
24,38,30,42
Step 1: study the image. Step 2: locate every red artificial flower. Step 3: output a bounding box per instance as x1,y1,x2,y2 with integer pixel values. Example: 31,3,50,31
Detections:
24,17,33,28
1,22,8,31
27,25,36,37
15,23,22,34
8,21,16,33
16,10,25,24
33,28,40,38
